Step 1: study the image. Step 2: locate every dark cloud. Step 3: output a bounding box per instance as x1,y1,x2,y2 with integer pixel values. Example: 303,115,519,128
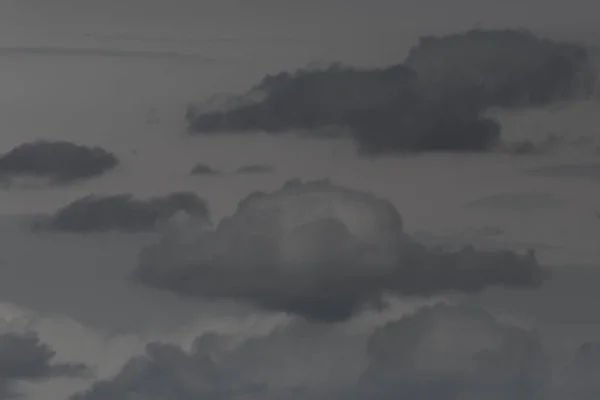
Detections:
186,29,596,154
187,63,501,153
235,164,275,174
405,29,597,109
71,304,600,400
71,321,359,400
133,179,545,322
0,141,118,185
34,192,210,233
190,163,221,175
0,332,88,398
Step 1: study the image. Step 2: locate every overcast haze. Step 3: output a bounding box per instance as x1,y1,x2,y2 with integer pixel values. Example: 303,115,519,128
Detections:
0,1,599,399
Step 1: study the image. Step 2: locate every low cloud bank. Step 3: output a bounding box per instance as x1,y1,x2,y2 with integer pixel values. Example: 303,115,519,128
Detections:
34,192,210,233
0,141,118,185
186,29,596,154
134,179,545,322
0,332,88,398
71,304,598,400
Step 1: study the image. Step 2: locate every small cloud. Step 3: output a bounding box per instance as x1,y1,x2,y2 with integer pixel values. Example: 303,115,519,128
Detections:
189,162,220,176
34,192,210,233
0,140,118,185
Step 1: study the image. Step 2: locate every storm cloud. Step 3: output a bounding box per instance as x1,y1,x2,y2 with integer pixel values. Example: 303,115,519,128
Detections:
34,192,210,233
0,332,88,399
186,29,596,154
134,179,545,322
0,141,118,185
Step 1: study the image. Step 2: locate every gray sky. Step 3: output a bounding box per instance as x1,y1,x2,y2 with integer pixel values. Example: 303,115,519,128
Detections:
0,2,599,399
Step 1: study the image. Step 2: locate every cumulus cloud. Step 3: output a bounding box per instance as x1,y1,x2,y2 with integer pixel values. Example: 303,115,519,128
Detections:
234,163,275,174
185,29,596,154
34,192,210,233
357,304,548,400
405,29,597,108
70,304,600,400
0,332,88,398
0,141,118,185
133,179,545,322
71,320,363,400
190,163,220,175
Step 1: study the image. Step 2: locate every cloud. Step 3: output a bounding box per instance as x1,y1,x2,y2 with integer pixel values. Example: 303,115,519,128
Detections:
33,192,210,233
133,179,545,322
0,141,118,185
185,29,596,154
70,320,363,400
235,164,275,174
187,63,501,153
70,304,600,400
190,163,221,176
405,29,597,109
0,332,88,398
356,303,549,400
